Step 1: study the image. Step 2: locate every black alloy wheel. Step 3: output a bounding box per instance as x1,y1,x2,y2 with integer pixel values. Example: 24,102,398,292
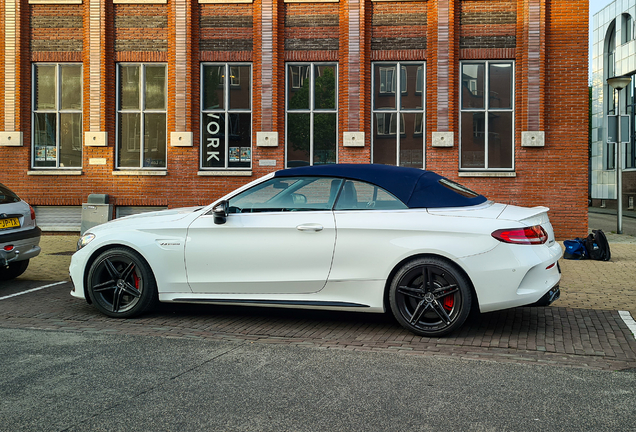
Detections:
389,257,472,337
87,248,157,318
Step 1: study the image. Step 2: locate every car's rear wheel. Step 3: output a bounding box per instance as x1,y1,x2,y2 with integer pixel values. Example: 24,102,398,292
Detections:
86,248,157,318
389,257,472,337
0,260,29,281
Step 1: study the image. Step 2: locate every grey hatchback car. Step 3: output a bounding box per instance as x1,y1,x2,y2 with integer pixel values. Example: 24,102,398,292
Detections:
0,183,41,281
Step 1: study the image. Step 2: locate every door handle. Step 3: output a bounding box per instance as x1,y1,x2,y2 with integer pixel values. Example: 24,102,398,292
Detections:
297,224,323,232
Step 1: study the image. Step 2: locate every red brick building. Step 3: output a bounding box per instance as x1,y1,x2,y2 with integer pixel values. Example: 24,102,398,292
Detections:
0,0,588,238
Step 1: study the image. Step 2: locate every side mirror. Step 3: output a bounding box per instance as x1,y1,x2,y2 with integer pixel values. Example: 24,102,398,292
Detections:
213,201,229,225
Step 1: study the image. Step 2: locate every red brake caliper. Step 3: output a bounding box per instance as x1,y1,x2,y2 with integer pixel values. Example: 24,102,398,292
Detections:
442,294,454,311
132,272,140,290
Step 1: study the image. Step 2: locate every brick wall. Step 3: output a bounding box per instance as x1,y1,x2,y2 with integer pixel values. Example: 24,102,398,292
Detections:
0,0,589,238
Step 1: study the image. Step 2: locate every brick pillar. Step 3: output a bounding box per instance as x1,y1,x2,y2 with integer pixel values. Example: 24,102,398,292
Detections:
0,0,23,147
339,0,367,157
253,0,282,168
429,0,458,164
168,0,194,148
520,0,546,148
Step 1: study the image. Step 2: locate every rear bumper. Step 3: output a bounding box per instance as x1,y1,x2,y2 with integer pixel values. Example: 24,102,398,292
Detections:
460,240,563,313
529,285,560,307
0,227,41,266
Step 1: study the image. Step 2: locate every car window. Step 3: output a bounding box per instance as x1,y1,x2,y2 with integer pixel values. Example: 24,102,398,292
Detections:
0,184,21,205
334,180,408,210
228,177,343,213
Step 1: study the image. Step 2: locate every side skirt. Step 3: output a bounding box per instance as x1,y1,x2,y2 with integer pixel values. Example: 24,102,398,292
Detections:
166,298,370,308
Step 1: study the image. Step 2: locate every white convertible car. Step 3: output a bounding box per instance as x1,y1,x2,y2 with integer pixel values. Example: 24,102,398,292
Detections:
70,164,562,337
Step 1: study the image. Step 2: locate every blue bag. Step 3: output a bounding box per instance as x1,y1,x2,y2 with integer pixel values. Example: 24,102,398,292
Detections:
563,238,587,260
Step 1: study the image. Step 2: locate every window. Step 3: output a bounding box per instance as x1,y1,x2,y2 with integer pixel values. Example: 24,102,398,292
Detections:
625,76,635,170
622,13,633,44
32,63,82,168
605,22,617,170
286,63,337,167
117,63,167,169
460,61,514,170
201,63,252,169
228,177,341,213
334,180,407,211
372,62,425,168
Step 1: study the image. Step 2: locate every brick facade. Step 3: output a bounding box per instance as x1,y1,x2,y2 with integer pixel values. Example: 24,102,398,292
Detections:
0,0,589,239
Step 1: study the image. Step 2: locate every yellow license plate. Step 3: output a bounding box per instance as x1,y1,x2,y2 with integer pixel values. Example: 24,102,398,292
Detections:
0,217,20,230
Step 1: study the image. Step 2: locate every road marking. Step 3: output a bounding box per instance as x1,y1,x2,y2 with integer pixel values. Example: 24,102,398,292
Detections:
0,281,67,301
619,311,636,339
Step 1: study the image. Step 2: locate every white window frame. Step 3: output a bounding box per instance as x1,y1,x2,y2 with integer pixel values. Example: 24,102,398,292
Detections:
459,60,515,171
371,61,426,168
200,62,253,170
31,63,83,169
285,62,338,167
115,63,167,170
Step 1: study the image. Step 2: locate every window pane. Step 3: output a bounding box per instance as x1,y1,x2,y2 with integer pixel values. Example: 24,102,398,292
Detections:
314,65,336,109
143,113,166,168
461,64,485,109
286,112,310,166
373,113,397,165
489,64,512,109
145,65,166,110
203,65,225,110
119,66,140,110
488,111,513,169
335,180,407,210
228,65,250,110
202,112,225,168
287,65,310,110
35,65,56,110
229,178,303,212
118,113,141,167
399,113,423,168
313,113,336,165
33,113,57,167
292,177,340,210
460,112,485,169
59,113,82,167
401,64,423,109
374,64,396,109
228,113,251,168
61,65,82,110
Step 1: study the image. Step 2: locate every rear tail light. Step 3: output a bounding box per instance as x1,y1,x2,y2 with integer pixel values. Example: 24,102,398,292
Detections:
30,205,36,223
492,225,548,245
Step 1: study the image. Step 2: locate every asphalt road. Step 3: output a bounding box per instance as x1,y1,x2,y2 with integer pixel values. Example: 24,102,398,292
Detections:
1,327,635,432
589,210,636,236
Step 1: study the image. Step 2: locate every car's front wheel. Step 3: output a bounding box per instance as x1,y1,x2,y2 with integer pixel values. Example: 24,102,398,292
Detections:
86,248,157,318
389,257,472,337
0,260,29,281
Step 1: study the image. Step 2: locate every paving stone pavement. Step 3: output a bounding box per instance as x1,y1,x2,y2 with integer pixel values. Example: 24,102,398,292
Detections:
2,228,636,371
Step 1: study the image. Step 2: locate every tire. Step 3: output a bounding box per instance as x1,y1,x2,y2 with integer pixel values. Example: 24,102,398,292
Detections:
0,260,29,281
86,248,157,318
389,257,472,337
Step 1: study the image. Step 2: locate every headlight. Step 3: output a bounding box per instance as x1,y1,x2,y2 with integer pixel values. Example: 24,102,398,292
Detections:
77,233,95,251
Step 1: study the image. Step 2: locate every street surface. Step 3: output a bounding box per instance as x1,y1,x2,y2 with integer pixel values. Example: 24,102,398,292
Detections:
1,326,635,432
588,209,636,237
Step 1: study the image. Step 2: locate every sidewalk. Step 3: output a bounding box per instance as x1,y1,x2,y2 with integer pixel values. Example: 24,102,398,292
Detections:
18,229,636,319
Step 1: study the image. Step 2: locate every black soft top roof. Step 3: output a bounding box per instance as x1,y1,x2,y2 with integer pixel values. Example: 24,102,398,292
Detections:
275,164,487,208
